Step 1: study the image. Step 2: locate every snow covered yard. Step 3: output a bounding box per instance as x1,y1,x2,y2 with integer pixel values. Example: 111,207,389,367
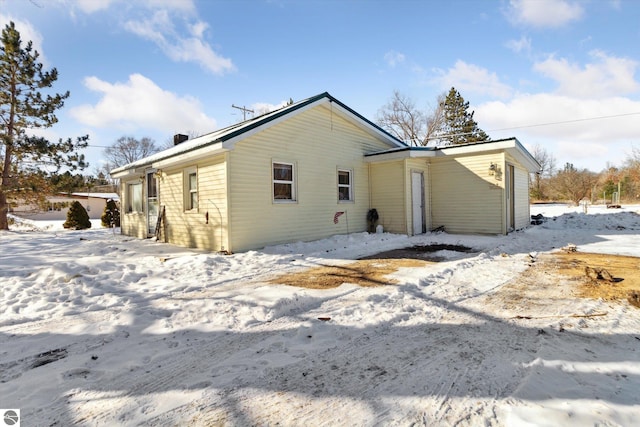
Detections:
1,205,640,426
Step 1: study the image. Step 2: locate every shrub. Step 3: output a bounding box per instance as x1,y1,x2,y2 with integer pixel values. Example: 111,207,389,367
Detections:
63,200,92,230
101,199,120,228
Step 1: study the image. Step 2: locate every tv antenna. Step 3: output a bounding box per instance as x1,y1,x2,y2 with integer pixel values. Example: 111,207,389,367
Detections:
231,104,254,121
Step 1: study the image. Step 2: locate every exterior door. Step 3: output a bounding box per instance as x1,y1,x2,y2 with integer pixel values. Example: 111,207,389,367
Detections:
146,171,159,236
411,171,425,235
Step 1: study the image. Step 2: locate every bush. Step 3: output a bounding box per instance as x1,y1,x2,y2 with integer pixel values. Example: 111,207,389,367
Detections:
101,199,120,228
63,200,92,230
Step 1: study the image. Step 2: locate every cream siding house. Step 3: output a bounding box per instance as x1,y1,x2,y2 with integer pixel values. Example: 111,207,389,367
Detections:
10,193,119,221
111,93,540,253
365,138,540,236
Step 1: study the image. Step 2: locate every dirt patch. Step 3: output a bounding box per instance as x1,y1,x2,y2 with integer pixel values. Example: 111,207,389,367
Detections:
359,244,475,262
552,252,640,301
269,259,430,289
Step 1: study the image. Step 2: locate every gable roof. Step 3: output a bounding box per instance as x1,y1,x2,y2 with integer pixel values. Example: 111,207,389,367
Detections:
111,92,406,178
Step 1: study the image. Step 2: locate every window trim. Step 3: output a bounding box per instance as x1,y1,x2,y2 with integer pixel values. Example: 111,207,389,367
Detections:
272,161,297,203
184,167,198,212
337,168,354,202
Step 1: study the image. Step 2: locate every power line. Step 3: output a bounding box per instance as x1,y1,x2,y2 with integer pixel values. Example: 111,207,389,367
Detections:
486,111,640,133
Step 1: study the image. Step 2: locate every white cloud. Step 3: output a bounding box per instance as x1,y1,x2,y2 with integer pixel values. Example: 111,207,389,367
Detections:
251,100,291,117
507,0,584,28
505,36,531,54
70,74,217,135
432,60,512,98
534,50,639,98
67,0,195,15
475,94,640,170
124,11,235,75
384,51,406,68
0,14,48,65
72,0,115,14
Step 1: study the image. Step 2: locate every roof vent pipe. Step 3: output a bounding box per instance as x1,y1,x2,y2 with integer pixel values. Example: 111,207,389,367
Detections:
173,134,188,145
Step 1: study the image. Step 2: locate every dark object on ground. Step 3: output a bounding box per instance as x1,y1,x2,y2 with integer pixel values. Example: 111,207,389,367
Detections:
531,213,545,225
367,208,379,233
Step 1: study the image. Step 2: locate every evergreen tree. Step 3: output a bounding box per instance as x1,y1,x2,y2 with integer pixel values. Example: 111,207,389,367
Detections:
63,201,92,230
436,87,490,145
101,199,120,228
0,21,89,230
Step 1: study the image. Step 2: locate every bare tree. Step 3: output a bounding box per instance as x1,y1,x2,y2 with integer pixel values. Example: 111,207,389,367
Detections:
530,144,556,200
424,93,446,145
550,163,597,205
104,136,160,171
376,91,426,145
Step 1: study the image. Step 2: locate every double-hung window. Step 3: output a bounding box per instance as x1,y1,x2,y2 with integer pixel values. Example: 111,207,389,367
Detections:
127,182,143,213
185,168,198,211
338,169,353,202
273,162,296,202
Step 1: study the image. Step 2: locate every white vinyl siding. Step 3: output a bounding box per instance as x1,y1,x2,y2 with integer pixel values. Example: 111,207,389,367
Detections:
430,153,504,234
121,180,146,239
227,104,391,252
370,161,406,234
161,156,228,251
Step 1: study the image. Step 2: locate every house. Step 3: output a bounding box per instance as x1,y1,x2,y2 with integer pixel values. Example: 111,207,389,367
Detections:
10,192,119,221
111,92,540,253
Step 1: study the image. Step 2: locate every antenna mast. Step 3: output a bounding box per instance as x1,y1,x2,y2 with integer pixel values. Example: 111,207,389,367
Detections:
231,104,254,121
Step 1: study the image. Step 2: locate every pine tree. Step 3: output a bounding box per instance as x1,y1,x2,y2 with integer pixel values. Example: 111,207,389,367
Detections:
0,22,89,230
436,87,490,145
63,201,92,230
101,199,120,228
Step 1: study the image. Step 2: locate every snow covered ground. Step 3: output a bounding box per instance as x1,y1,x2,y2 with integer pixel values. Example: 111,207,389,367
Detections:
1,204,639,426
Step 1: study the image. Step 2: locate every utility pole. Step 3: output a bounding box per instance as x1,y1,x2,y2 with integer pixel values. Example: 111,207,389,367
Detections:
231,104,254,121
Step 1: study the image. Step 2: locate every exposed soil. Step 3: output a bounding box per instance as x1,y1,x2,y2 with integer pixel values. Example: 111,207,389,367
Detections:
359,244,475,262
552,251,640,300
271,246,640,307
269,259,429,289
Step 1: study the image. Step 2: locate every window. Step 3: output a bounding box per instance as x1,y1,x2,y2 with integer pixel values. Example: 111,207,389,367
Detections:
127,182,143,213
185,168,198,210
273,162,296,201
338,169,353,201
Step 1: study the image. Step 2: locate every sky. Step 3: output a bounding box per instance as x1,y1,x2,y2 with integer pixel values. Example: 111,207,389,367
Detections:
1,0,640,173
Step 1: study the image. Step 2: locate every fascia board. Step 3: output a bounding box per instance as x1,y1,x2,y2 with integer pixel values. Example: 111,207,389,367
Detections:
154,144,229,169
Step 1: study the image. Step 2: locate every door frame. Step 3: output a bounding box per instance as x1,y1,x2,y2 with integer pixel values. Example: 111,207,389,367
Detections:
506,164,515,232
411,171,426,235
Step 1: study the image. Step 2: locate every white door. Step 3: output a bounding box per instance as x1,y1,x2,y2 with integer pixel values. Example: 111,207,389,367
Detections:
146,171,159,236
411,171,425,235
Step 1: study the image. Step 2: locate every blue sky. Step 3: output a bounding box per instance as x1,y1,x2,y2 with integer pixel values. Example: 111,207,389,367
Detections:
2,0,639,173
